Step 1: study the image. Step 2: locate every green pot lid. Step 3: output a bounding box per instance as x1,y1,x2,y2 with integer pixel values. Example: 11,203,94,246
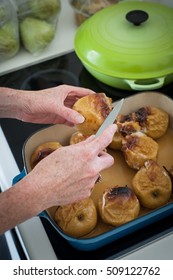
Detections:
74,1,173,79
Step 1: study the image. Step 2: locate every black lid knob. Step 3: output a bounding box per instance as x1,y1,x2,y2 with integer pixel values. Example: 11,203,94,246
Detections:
126,10,149,26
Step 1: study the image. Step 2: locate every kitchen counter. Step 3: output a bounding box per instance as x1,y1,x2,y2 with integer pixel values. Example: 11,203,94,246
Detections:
0,0,77,76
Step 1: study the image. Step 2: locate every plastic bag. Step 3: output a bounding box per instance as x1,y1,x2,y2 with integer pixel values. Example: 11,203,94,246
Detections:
0,0,19,60
14,0,61,54
15,0,61,23
69,0,119,26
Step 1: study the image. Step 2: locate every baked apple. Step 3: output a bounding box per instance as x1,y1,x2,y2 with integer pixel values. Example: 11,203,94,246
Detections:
134,106,169,139
109,120,141,150
98,185,140,227
121,132,159,170
132,160,172,209
30,141,62,169
72,92,112,136
69,131,88,145
54,198,97,238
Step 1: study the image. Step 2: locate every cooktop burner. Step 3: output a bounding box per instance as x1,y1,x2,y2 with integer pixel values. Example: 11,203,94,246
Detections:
0,51,173,259
20,69,80,90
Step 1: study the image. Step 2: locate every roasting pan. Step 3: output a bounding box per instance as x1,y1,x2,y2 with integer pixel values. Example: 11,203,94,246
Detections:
13,92,173,251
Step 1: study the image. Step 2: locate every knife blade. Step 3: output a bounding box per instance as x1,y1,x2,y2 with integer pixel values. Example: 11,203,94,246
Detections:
95,98,124,137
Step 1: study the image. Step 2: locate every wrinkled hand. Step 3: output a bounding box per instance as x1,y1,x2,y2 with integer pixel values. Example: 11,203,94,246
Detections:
26,124,117,209
20,85,95,126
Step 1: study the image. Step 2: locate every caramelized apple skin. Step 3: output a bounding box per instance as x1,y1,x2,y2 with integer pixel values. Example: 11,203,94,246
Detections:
98,186,140,227
121,132,159,170
134,106,169,139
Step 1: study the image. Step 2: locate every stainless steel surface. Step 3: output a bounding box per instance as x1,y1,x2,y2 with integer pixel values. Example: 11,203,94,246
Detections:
121,231,173,260
95,98,124,137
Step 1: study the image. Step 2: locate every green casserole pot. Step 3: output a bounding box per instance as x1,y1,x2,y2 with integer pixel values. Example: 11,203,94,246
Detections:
74,1,173,91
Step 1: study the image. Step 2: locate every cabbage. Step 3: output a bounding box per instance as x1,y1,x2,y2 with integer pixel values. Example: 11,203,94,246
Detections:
20,17,55,53
0,5,6,23
28,0,61,20
0,22,19,58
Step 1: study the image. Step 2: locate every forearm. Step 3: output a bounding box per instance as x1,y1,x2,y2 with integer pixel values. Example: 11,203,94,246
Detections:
0,176,44,235
0,87,26,119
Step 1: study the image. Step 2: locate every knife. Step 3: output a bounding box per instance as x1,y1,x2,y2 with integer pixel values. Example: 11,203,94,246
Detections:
95,98,124,137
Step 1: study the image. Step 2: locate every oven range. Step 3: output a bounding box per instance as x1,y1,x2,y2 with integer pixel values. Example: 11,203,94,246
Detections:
0,51,173,259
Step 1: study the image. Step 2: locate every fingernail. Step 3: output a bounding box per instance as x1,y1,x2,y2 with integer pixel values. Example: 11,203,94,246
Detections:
76,115,85,123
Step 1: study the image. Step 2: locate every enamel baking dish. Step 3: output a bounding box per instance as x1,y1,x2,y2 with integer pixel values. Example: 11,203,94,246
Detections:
13,92,173,251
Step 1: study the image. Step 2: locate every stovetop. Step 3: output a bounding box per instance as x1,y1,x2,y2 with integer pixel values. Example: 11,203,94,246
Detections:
0,51,173,171
0,51,173,259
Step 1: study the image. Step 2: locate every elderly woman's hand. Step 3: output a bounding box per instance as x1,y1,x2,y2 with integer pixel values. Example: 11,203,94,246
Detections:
26,124,117,209
0,85,95,125
18,85,95,125
0,124,117,234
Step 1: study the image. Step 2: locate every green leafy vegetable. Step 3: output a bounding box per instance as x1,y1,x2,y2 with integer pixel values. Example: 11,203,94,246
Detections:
0,22,19,57
28,0,61,20
20,17,55,53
